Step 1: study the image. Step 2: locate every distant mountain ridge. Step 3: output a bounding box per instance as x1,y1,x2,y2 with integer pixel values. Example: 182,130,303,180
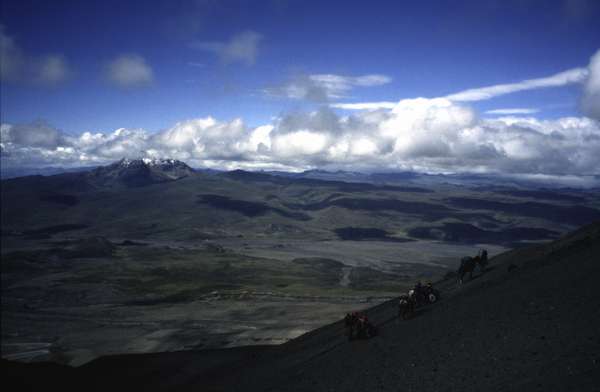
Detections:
0,166,97,179
2,158,599,189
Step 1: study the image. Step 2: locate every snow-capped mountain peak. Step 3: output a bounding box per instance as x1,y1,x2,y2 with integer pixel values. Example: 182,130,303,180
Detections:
141,158,177,166
89,158,195,187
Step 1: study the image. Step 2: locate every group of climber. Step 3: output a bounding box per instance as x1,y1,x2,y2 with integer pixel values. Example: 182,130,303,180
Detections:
344,248,489,340
344,311,378,340
398,280,441,320
344,280,439,340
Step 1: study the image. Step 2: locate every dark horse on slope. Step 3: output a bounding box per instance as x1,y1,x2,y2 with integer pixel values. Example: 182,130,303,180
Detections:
457,249,488,284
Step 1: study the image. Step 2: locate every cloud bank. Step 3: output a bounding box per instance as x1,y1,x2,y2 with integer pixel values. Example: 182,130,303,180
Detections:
3,97,599,183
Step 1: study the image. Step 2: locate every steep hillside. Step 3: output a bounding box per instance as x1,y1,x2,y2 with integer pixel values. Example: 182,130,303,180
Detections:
4,221,599,391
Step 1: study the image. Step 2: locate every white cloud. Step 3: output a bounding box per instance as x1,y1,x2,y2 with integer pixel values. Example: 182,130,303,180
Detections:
267,73,392,101
350,137,378,156
309,74,391,94
3,49,600,183
35,55,71,85
445,67,587,102
379,98,476,159
0,25,71,85
351,74,392,87
581,49,600,120
332,64,591,112
485,108,539,115
272,130,329,156
331,102,397,110
0,24,24,82
106,54,154,88
1,121,65,148
191,30,263,66
2,101,600,181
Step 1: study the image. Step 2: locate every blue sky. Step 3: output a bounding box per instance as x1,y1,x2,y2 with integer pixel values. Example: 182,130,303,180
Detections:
2,0,599,131
1,0,600,179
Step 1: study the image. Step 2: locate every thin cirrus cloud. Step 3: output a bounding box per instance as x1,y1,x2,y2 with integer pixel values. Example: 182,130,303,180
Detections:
0,24,71,85
445,67,588,102
333,66,590,111
190,30,263,66
485,108,539,115
331,102,397,110
266,73,392,102
105,54,154,88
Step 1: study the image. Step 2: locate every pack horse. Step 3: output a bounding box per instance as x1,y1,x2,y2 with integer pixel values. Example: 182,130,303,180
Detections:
457,249,488,284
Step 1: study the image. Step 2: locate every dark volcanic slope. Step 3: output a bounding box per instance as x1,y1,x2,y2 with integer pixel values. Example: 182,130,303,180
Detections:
5,222,600,391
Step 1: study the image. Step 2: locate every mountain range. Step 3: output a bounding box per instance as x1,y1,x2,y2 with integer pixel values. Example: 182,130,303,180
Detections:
3,157,599,190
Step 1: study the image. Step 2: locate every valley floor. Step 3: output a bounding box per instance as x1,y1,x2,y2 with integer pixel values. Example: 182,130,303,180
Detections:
2,235,505,366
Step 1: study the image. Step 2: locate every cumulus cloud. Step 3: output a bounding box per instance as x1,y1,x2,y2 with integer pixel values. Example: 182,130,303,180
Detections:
106,54,154,88
581,49,600,120
0,24,71,85
191,30,263,65
3,98,600,183
267,73,392,101
1,121,66,148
